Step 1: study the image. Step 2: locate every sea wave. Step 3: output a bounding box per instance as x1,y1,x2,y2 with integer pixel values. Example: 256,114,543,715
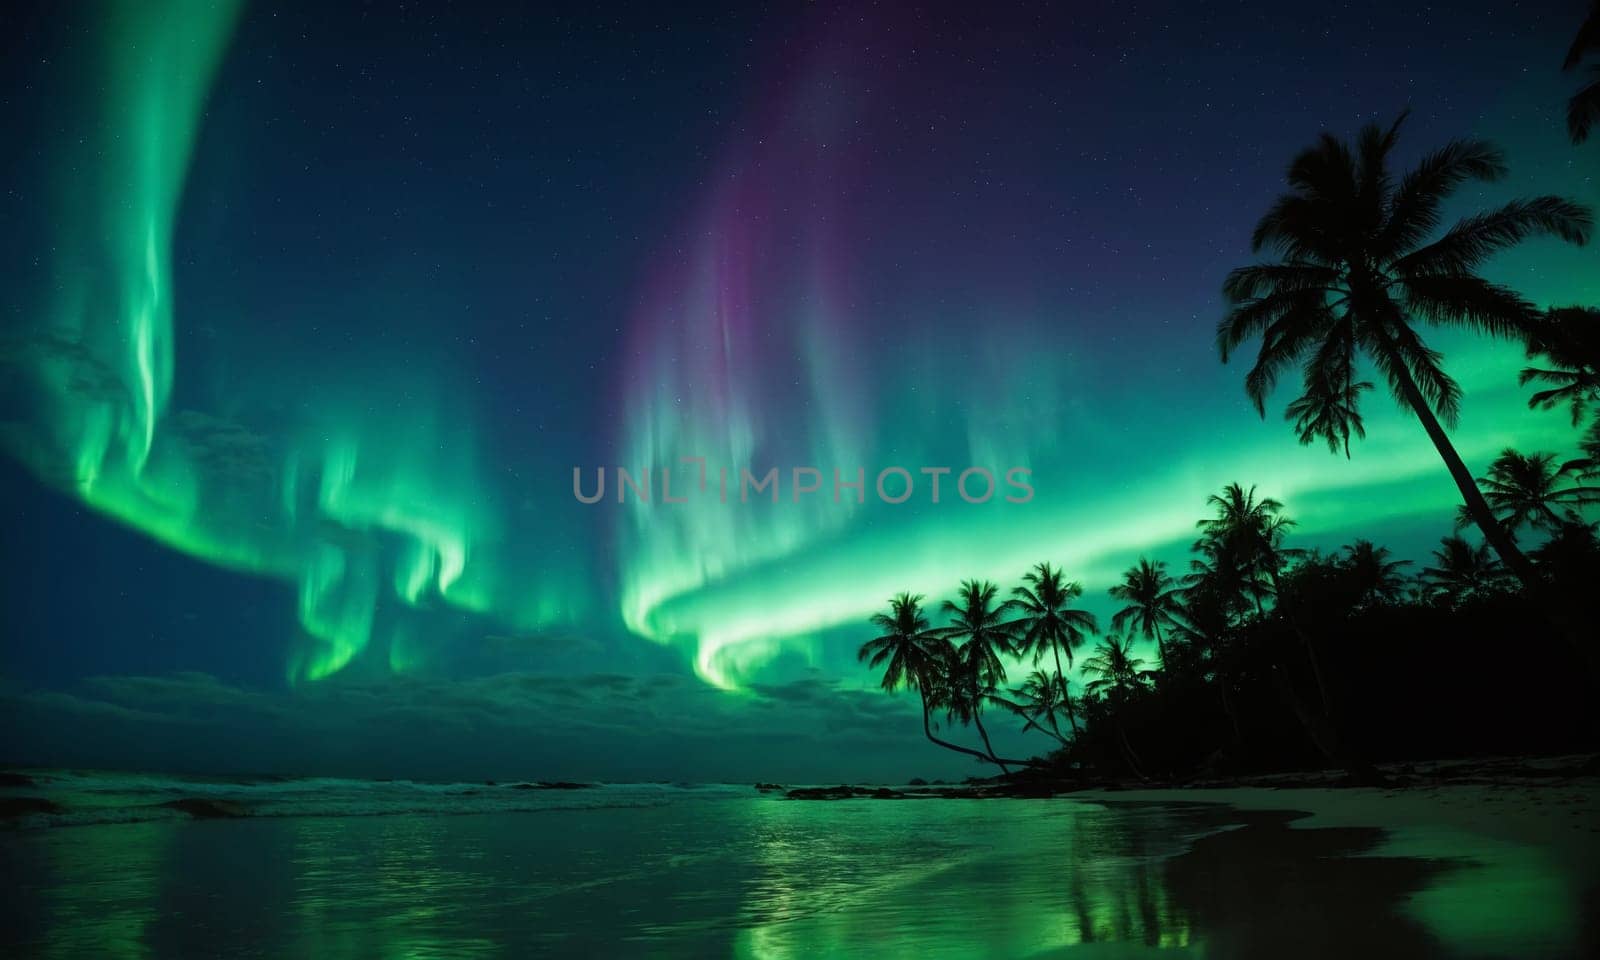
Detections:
0,768,757,829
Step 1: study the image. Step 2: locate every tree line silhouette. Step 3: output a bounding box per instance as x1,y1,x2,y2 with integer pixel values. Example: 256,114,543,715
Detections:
862,17,1600,779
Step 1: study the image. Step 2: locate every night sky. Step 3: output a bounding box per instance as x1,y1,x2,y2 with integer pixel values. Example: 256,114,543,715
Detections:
1,0,1595,781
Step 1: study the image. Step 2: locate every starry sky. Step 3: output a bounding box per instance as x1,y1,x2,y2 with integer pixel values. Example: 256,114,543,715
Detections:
1,0,1595,781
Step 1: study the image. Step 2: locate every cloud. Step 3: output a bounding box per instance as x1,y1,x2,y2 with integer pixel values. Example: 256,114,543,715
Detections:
0,668,974,783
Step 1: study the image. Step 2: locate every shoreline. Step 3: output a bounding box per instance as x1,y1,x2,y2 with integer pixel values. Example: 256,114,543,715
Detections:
783,752,1600,801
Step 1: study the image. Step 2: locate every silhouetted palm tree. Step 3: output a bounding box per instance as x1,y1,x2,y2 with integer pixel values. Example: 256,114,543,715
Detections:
861,593,999,767
1182,535,1256,621
1533,520,1600,596
1284,375,1374,457
1575,418,1600,481
1195,484,1301,616
1459,449,1595,537
1565,0,1600,143
1194,483,1357,766
942,580,1022,772
1421,535,1507,606
1341,539,1412,606
860,592,940,693
1534,519,1600,564
1082,635,1155,699
1010,562,1097,734
1082,634,1154,778
1110,557,1182,668
998,669,1072,745
1170,585,1245,747
1219,114,1591,648
1521,307,1600,425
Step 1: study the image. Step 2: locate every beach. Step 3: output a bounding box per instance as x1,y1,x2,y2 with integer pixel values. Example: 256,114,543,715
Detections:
3,768,1596,958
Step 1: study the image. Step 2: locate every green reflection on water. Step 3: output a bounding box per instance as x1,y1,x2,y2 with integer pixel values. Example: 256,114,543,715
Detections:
1,799,1592,958
5,821,177,959
730,799,1194,958
286,817,500,960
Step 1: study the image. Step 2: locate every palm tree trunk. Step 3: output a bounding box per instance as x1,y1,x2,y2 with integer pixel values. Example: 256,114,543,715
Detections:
1386,351,1597,676
1152,621,1169,671
918,691,998,766
1051,644,1081,735
1217,677,1243,748
1265,571,1368,775
971,707,1011,775
1044,704,1068,743
1269,568,1331,719
1271,666,1338,764
1115,719,1147,781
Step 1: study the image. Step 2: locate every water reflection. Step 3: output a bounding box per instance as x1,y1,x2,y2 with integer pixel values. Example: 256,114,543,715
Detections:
1,797,1592,958
1,820,175,959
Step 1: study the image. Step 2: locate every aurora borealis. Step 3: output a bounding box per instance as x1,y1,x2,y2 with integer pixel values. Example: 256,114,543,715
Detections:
2,0,1596,778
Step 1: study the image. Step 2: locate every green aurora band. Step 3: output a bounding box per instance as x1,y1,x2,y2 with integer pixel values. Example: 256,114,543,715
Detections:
4,0,584,684
4,2,1595,692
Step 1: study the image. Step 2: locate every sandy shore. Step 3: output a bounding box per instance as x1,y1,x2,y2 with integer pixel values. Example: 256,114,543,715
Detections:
1084,780,1598,851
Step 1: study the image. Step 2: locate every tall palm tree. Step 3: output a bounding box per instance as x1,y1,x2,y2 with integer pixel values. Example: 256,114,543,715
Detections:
1460,449,1595,537
1010,562,1097,734
1341,539,1412,607
860,593,997,767
1110,557,1182,667
942,580,1022,773
1565,0,1600,143
1218,114,1592,651
1421,535,1507,606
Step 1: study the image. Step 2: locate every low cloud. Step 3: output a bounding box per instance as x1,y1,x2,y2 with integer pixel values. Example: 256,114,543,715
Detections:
0,669,975,784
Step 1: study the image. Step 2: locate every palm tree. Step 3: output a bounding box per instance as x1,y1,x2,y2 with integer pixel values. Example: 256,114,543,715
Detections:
1010,562,1097,734
1575,418,1600,481
1533,519,1600,575
1285,376,1374,457
1341,539,1412,607
941,579,1022,773
1565,0,1600,143
1521,307,1600,425
860,592,940,693
1082,634,1156,700
1169,584,1245,747
1218,114,1592,653
1421,536,1507,606
1182,535,1257,621
860,593,997,767
1460,449,1595,537
997,669,1072,745
1081,634,1154,778
1194,483,1358,767
1110,557,1182,668
1195,484,1301,616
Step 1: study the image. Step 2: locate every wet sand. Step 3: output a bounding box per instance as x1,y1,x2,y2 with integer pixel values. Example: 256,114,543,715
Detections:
1079,778,1600,958
1082,777,1600,850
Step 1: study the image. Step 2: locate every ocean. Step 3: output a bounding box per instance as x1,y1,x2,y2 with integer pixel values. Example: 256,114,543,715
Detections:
2,769,1593,958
